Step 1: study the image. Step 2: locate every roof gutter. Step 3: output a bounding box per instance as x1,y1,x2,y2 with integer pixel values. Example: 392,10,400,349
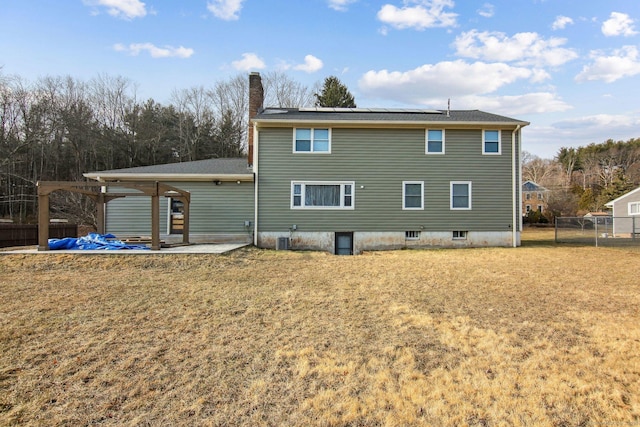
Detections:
253,119,530,128
84,173,254,182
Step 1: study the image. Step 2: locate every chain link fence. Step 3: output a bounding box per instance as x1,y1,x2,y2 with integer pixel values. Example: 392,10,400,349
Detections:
555,216,639,247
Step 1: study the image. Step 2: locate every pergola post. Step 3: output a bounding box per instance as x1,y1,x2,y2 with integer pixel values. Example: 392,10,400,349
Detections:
96,191,105,234
182,197,190,244
38,192,50,251
151,181,161,251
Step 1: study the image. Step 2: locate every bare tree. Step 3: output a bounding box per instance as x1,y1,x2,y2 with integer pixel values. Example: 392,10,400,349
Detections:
171,86,215,161
522,151,555,187
89,74,137,168
262,71,316,108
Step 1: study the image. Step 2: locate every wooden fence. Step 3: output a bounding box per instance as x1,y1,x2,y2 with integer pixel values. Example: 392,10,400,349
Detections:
0,223,78,248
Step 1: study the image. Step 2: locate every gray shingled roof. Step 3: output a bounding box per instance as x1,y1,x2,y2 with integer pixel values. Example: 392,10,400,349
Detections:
88,158,252,175
522,181,548,192
254,108,529,125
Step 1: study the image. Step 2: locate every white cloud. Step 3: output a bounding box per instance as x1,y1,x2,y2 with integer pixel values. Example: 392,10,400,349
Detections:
553,114,640,130
576,46,640,83
293,55,324,73
231,53,266,71
552,15,573,30
477,3,494,18
525,116,640,158
453,30,578,67
207,0,245,21
83,0,146,19
328,0,357,11
377,0,457,30
358,63,570,114
456,93,571,115
602,12,638,37
359,60,544,104
113,43,194,58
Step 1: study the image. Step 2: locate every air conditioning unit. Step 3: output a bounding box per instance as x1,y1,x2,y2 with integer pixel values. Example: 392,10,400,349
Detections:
277,237,290,250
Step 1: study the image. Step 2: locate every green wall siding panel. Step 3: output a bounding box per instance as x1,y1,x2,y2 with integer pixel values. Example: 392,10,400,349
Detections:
106,182,254,235
257,127,519,232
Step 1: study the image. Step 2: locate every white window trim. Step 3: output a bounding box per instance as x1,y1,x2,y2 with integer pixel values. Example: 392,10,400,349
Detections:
425,129,445,154
452,230,468,240
482,129,501,155
450,181,472,210
293,128,332,154
402,181,424,210
629,201,640,215
291,181,355,210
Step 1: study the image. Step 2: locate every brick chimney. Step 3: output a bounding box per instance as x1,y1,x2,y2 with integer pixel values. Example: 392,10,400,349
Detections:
248,72,264,167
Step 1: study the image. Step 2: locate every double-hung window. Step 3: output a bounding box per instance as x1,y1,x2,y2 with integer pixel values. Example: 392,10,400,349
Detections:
450,181,472,210
629,202,640,215
294,128,330,153
403,181,424,210
426,129,445,154
291,181,354,209
483,130,501,155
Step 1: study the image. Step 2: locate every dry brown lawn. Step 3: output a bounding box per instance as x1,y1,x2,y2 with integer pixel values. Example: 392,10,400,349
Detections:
1,229,639,426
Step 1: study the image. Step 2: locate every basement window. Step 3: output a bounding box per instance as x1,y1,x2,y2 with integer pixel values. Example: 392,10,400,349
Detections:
452,230,467,240
405,231,421,240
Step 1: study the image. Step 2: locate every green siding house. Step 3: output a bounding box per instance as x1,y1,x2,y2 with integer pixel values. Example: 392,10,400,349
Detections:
85,72,529,254
250,74,529,254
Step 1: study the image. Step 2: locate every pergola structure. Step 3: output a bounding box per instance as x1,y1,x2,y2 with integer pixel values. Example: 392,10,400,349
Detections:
37,181,191,251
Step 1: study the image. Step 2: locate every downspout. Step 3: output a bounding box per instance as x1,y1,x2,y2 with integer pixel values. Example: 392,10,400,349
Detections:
512,124,521,247
253,124,259,247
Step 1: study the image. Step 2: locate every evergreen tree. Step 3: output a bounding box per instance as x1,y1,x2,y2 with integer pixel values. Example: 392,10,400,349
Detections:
314,76,356,108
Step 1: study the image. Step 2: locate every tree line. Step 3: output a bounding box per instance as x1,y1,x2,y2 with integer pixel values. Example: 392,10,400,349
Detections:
523,138,640,220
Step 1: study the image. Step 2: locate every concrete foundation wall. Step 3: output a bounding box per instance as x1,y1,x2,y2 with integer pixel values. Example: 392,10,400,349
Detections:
258,231,519,254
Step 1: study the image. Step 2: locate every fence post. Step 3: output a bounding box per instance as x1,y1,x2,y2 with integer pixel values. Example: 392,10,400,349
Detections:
554,217,558,243
595,220,598,247
634,217,636,241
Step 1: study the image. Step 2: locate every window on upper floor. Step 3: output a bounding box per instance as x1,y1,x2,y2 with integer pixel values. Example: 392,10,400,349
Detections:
538,192,543,200
426,129,445,154
291,181,354,209
483,130,501,155
629,202,640,215
451,181,472,210
294,128,331,153
526,193,531,200
403,181,424,210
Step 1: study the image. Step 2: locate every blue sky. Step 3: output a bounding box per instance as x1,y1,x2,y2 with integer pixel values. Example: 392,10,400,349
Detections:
1,0,639,159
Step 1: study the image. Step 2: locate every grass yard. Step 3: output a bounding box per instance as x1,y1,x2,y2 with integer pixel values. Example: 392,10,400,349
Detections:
1,229,639,426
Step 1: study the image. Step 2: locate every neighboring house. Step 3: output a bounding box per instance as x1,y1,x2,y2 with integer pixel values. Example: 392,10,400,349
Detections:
84,158,254,244
604,186,640,237
522,180,549,216
250,74,529,254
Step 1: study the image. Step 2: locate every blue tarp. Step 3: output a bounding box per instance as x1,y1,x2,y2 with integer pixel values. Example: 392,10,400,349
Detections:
48,233,150,250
